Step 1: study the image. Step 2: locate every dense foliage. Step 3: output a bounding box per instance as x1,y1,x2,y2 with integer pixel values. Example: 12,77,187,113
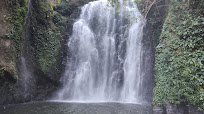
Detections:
5,0,27,58
0,0,28,80
31,0,93,73
0,0,27,103
153,0,204,112
0,0,91,105
30,0,61,73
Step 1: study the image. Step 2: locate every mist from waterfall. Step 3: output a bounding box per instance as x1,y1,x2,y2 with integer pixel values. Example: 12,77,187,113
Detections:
55,0,145,103
20,0,34,99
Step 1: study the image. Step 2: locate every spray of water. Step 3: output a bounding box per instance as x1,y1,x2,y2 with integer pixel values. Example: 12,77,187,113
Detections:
20,0,34,99
55,0,145,103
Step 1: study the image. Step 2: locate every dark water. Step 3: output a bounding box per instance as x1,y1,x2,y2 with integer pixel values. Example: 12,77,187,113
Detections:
0,102,152,114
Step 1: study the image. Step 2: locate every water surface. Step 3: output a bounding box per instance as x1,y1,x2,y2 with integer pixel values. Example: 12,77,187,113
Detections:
0,102,152,114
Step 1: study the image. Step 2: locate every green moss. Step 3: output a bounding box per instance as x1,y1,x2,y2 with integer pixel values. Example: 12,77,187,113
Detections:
30,0,61,73
54,1,79,16
35,29,60,72
0,67,7,78
52,12,63,25
0,0,27,80
31,0,91,73
3,0,62,76
5,0,27,57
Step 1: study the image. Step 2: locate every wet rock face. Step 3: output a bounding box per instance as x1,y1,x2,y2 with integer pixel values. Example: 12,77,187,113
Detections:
165,101,189,114
0,0,20,105
166,102,177,114
153,105,165,114
152,102,202,114
0,39,13,69
188,105,202,114
0,0,9,37
141,23,154,104
0,0,15,75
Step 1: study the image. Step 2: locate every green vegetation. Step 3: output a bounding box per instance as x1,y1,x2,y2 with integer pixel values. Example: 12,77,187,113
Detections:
0,0,27,80
0,0,27,103
108,0,203,112
0,0,96,105
53,0,92,16
0,67,7,78
54,1,79,16
0,0,203,110
5,0,27,58
153,0,204,112
30,0,61,73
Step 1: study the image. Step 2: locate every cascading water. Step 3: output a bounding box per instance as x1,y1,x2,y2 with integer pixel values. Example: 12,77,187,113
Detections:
20,0,34,99
55,0,147,103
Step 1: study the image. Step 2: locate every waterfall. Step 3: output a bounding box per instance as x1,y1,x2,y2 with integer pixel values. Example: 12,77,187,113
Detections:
56,0,146,103
20,0,34,99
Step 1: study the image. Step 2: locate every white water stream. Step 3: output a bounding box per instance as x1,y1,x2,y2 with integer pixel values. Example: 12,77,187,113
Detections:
20,0,33,99
56,0,144,103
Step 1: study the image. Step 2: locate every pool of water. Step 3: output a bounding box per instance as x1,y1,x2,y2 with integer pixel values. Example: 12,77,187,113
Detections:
0,102,152,114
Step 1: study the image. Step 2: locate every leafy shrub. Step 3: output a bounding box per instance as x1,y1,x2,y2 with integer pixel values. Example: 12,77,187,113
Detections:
153,0,204,111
